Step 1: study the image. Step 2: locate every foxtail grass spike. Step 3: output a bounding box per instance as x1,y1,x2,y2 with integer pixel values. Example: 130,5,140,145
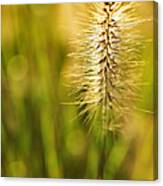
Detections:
65,2,149,139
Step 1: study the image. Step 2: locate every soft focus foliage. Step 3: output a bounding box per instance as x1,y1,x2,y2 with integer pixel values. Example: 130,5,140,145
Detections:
2,2,157,180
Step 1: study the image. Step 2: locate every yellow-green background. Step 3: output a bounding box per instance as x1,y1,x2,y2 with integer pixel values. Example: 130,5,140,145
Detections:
1,2,157,180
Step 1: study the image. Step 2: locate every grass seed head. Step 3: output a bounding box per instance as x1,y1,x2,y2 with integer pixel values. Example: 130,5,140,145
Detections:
65,2,150,139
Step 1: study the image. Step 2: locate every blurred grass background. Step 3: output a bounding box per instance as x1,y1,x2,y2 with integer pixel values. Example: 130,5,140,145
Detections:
1,2,157,180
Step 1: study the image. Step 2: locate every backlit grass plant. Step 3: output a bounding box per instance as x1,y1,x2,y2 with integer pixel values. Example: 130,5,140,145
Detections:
64,2,151,178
